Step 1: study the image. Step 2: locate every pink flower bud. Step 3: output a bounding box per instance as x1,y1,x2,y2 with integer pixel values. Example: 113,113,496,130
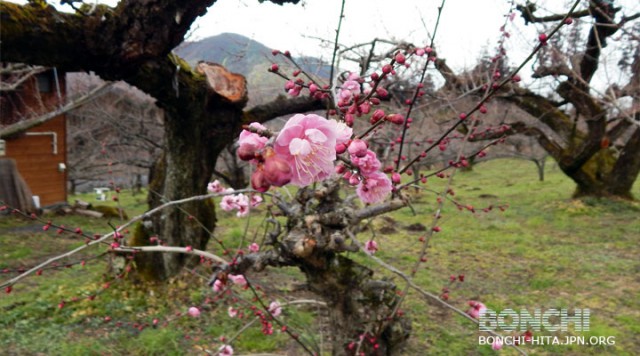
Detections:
270,64,279,72
371,109,385,124
415,48,425,56
251,169,271,193
359,102,371,114
348,174,360,186
344,113,354,126
188,307,201,317
391,172,401,184
382,64,393,74
370,72,380,81
335,142,348,154
309,83,318,94
263,150,292,187
237,144,257,161
538,33,548,42
335,164,347,174
376,87,388,98
284,80,295,90
386,114,404,125
395,53,406,64
348,139,368,158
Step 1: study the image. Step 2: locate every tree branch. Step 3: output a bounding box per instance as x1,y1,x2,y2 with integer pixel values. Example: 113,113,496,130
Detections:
0,82,112,138
244,95,327,124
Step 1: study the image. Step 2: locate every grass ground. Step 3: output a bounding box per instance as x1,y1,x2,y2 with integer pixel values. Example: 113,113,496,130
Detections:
0,158,638,355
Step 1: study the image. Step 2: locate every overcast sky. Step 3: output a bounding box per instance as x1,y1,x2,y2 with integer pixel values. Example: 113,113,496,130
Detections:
190,0,526,70
8,0,640,88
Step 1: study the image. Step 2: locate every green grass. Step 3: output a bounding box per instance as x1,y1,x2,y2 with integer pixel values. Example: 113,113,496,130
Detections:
1,159,639,355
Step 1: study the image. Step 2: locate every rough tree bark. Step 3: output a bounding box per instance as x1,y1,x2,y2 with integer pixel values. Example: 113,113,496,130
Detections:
0,0,329,280
221,180,411,355
434,3,640,199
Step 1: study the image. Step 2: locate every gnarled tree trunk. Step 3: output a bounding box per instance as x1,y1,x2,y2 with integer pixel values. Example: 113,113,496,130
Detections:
0,0,330,280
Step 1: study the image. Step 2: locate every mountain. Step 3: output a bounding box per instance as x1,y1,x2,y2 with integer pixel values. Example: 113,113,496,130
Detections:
176,33,273,75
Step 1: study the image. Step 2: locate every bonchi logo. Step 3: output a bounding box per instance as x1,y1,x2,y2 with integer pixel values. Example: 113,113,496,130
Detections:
479,308,590,332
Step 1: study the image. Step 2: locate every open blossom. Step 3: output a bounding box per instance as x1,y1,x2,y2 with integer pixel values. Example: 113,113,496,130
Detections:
250,194,263,207
351,150,381,176
228,306,238,318
218,345,234,356
331,119,353,145
228,274,247,286
274,114,338,186
467,300,487,319
248,243,260,253
268,301,282,317
234,194,250,217
356,171,392,204
364,240,378,254
220,192,251,217
219,188,237,211
238,122,269,161
339,80,361,102
187,307,201,317
207,180,225,193
212,279,224,292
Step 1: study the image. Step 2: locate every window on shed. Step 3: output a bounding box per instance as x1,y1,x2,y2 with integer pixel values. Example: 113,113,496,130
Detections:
36,73,52,93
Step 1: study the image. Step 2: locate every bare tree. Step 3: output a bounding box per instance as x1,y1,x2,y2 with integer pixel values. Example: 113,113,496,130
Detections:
433,2,640,198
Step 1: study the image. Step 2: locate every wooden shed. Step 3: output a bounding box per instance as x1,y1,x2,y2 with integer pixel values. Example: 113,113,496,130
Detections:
0,66,67,209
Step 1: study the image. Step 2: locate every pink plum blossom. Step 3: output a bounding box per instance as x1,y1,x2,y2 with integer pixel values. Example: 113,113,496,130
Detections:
250,194,263,207
331,119,353,145
238,123,269,161
339,80,361,102
351,150,381,175
207,180,225,193
220,195,236,212
348,139,368,158
268,301,282,317
364,240,378,255
467,300,487,319
228,306,238,318
234,194,250,217
356,171,392,204
492,338,503,350
248,243,260,253
347,72,361,81
274,114,338,186
228,274,247,286
220,192,251,217
251,169,270,192
187,307,201,317
218,345,234,356
263,150,292,186
212,279,224,292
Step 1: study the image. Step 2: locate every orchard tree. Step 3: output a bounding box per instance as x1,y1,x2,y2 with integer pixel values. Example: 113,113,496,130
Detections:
1,0,324,279
433,1,640,198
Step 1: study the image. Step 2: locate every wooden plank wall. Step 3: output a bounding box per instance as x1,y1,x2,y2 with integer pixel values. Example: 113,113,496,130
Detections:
5,117,67,206
2,70,67,207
